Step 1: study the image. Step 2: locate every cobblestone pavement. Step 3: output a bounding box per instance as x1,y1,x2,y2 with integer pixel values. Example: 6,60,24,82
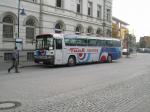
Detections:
2,73,150,112
0,53,150,112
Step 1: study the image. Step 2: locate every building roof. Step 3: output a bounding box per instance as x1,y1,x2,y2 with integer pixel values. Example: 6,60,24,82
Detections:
112,17,129,25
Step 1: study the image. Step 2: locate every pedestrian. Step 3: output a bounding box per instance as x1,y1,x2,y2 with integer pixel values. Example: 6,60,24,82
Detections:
8,47,20,73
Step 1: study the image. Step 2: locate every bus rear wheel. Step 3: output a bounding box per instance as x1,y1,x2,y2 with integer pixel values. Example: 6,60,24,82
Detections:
107,55,112,63
68,56,76,66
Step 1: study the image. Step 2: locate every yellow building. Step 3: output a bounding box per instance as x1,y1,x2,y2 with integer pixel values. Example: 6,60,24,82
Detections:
112,17,129,40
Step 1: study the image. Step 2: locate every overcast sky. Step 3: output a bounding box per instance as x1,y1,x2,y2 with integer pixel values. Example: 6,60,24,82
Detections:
112,0,150,41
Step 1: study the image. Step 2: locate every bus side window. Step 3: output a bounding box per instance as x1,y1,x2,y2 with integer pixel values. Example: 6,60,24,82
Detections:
97,40,103,46
113,41,117,47
106,40,113,47
56,39,62,49
64,38,70,46
76,39,87,46
88,39,97,46
109,40,113,47
102,40,106,46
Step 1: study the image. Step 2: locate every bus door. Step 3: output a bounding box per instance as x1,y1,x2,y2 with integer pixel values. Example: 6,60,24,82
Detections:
54,39,63,64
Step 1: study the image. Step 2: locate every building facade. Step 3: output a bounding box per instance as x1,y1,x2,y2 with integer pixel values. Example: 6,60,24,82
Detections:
0,0,112,62
112,17,129,40
140,36,150,48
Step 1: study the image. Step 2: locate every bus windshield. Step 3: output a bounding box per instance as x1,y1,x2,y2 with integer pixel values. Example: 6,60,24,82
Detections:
36,35,54,50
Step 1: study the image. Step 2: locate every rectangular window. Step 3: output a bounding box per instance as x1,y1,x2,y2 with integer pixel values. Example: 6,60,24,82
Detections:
36,35,54,49
27,52,34,61
76,38,87,46
97,5,102,19
105,40,113,47
4,53,13,61
56,0,62,8
36,38,43,49
25,0,37,3
77,0,82,13
32,0,36,2
97,40,103,46
106,9,111,22
64,38,76,46
88,2,93,16
113,40,121,47
97,40,106,46
56,39,62,49
3,25,13,38
26,27,34,39
88,39,97,46
64,35,77,46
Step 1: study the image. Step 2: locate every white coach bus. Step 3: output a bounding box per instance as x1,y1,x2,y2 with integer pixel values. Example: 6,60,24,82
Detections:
34,33,121,66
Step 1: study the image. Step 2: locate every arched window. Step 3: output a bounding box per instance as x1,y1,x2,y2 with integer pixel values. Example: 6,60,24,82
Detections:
56,0,63,8
75,26,81,34
75,24,84,35
106,29,111,37
87,26,93,35
3,15,14,38
26,18,35,39
96,28,102,36
55,23,63,33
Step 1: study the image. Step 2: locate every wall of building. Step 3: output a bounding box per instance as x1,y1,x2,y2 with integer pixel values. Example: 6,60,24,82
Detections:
0,0,112,62
112,17,129,41
140,36,150,48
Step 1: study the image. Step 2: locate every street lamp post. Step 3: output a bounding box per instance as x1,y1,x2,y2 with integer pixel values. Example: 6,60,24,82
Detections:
125,33,129,58
18,0,20,38
17,0,26,64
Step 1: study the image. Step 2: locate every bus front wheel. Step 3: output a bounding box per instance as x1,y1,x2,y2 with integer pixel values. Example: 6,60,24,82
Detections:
68,56,76,66
107,55,112,63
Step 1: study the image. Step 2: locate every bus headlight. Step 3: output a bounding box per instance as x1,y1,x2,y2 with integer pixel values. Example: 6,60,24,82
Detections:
46,50,54,55
34,51,37,56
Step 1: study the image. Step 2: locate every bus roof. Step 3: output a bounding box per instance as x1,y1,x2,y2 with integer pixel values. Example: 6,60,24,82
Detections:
36,33,120,41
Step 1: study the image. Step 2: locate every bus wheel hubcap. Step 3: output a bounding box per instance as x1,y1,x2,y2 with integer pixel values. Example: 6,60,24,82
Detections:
69,58,74,65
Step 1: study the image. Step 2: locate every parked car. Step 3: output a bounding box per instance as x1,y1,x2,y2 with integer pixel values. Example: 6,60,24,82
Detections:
144,48,150,53
137,48,150,53
122,48,130,55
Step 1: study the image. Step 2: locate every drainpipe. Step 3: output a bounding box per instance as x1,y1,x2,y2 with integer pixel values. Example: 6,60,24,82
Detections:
39,0,43,34
103,0,106,37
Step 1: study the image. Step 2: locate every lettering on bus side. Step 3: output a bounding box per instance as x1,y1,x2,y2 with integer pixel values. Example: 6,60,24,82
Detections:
69,48,98,53
69,48,85,53
87,49,98,53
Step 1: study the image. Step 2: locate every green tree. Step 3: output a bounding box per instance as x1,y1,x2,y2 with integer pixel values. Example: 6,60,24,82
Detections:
123,34,136,50
140,38,146,48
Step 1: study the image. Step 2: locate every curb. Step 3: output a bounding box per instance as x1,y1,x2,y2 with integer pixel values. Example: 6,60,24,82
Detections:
19,64,37,68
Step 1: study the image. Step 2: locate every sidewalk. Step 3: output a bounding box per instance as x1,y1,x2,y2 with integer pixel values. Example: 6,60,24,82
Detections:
0,61,36,73
19,61,37,68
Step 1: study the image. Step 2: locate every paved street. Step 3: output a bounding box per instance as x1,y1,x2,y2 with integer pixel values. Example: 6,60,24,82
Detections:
0,53,150,112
